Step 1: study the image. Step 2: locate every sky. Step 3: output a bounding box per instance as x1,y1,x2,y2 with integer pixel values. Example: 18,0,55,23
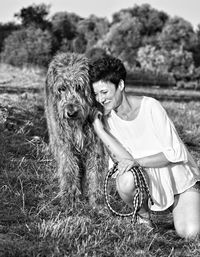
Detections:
0,0,199,29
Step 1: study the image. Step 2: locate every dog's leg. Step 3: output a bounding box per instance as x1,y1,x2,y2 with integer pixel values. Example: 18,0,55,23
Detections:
57,147,82,207
84,140,106,207
84,157,99,206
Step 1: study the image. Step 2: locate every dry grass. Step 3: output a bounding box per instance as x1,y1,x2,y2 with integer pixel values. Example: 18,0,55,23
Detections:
0,64,200,256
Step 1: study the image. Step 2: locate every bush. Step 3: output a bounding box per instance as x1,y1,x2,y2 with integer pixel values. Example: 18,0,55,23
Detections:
1,26,52,67
85,47,108,61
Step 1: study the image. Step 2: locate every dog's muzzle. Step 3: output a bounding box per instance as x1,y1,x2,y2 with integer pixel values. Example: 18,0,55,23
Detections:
64,103,86,120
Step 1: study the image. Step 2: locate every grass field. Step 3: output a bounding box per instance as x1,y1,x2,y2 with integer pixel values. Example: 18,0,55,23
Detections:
0,64,200,256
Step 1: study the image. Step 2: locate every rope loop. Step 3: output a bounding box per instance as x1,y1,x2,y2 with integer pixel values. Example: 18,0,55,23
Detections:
104,162,154,225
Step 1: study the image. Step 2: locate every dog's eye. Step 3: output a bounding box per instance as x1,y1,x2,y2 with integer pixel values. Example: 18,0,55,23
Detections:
74,83,82,91
58,85,66,93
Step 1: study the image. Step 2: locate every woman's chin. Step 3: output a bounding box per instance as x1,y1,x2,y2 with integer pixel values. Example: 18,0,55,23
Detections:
103,109,111,115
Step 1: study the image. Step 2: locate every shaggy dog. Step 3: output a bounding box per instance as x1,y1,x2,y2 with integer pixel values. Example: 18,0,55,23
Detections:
44,52,106,206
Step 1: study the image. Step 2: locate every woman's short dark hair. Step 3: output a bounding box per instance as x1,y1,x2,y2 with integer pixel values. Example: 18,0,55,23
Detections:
89,55,127,88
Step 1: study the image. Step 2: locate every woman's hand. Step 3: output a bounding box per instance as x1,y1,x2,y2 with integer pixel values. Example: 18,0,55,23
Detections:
117,159,138,176
91,109,104,132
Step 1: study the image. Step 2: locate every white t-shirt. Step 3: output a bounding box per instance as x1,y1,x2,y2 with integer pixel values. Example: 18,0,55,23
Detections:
106,96,200,211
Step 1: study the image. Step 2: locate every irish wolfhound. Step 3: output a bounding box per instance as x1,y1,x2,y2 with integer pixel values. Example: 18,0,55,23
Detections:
45,52,106,206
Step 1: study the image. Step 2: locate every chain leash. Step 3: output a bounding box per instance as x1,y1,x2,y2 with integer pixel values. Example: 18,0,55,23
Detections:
104,162,154,224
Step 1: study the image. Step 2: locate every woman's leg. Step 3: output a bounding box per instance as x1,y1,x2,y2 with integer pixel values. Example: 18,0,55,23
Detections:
116,171,155,229
116,171,135,207
172,189,200,239
116,171,149,214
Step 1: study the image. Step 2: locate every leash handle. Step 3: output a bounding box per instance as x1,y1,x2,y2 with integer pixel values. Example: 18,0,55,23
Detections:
104,162,154,224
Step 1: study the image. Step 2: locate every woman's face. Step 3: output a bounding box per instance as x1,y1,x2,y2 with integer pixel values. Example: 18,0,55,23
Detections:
92,80,123,115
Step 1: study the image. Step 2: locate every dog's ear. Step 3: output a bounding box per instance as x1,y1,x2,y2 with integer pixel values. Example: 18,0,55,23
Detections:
95,101,104,112
88,98,104,123
88,107,100,124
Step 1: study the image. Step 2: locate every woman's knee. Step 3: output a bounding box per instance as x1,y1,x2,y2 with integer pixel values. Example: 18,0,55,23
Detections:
175,223,200,239
173,191,200,239
116,171,135,195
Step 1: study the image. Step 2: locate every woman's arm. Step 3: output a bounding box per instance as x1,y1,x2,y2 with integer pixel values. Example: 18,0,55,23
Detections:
93,114,171,174
93,116,133,162
137,152,170,168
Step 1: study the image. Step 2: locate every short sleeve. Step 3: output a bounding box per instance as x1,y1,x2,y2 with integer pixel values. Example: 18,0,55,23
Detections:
148,98,188,163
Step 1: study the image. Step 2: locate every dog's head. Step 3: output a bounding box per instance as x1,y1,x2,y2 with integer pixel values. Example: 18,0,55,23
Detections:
46,52,98,151
47,52,95,125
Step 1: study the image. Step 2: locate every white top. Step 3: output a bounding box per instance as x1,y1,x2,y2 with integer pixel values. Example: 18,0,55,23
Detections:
106,96,200,211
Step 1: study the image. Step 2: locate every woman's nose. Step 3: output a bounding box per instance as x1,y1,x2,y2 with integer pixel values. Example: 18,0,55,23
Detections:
98,95,105,104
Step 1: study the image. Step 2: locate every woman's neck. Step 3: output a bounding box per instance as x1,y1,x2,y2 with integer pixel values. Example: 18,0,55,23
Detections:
114,94,142,121
114,94,132,119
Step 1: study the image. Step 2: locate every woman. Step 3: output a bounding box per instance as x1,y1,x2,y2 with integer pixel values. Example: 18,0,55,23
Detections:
89,55,200,239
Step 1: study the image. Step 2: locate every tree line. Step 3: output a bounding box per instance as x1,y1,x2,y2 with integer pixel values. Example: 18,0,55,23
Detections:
1,3,200,88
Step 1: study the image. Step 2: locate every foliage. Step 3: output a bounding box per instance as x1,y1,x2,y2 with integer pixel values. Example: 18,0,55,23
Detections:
85,47,108,61
137,44,195,81
158,17,197,51
193,66,200,80
0,22,20,53
77,15,109,51
137,45,169,74
14,3,51,30
191,24,200,67
72,33,87,53
1,26,52,67
51,12,78,41
50,11,81,53
112,4,169,37
0,2,200,85
97,16,143,68
168,47,195,79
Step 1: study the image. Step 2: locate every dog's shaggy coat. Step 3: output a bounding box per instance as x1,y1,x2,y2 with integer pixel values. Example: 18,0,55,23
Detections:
45,52,106,205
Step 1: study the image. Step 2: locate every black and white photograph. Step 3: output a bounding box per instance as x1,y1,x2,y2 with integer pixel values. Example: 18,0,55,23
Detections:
0,0,200,256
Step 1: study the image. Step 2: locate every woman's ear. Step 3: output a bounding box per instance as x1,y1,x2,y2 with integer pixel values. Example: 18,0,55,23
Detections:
118,79,125,91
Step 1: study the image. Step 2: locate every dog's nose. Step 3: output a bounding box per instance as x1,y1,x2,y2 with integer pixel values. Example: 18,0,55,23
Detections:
64,104,79,118
66,109,78,118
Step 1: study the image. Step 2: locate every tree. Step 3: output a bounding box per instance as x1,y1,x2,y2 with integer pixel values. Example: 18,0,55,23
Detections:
131,4,169,36
97,16,143,69
85,47,108,61
191,24,200,67
137,45,169,74
72,33,87,53
168,46,195,79
0,22,20,52
1,26,52,67
14,3,51,30
51,12,80,40
51,12,81,53
112,4,168,37
137,44,195,80
158,17,197,51
77,15,109,51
